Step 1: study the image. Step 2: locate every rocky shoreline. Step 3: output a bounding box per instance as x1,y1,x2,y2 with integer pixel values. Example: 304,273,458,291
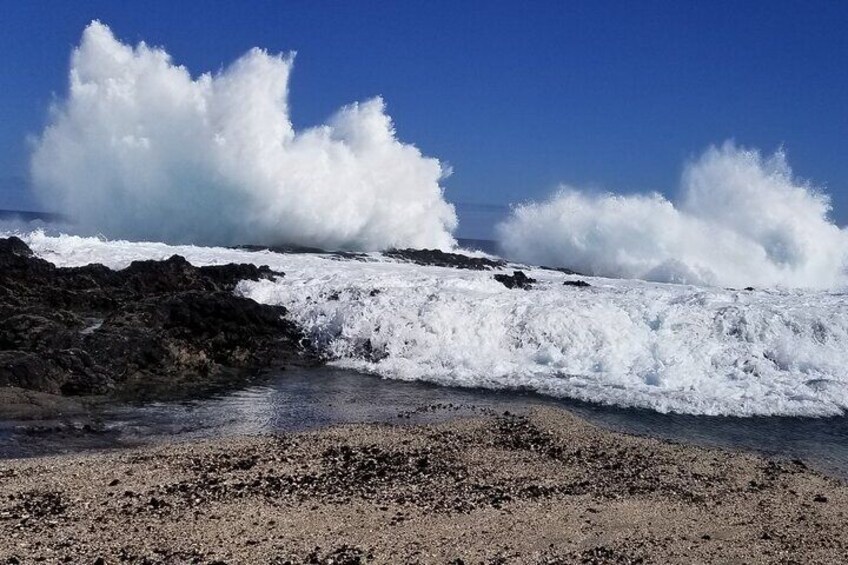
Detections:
0,236,311,418
0,237,537,419
1,406,846,564
3,236,848,563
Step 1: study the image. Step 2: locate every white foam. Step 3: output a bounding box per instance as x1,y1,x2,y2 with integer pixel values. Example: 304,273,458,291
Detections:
497,143,848,289
13,230,848,418
30,21,456,251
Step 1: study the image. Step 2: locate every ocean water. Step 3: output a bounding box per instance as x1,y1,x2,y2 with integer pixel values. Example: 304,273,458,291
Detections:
9,229,848,419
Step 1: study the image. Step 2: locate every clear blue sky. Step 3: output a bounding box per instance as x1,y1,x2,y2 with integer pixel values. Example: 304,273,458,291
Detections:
1,0,847,236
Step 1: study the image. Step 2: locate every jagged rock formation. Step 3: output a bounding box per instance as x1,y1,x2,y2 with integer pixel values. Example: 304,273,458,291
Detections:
0,237,308,400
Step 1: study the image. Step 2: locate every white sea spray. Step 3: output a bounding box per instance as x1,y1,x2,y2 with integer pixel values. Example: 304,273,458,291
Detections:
30,22,456,251
497,143,848,289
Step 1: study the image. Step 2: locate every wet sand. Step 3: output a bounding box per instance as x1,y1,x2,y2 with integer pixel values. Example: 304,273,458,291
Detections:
1,407,846,564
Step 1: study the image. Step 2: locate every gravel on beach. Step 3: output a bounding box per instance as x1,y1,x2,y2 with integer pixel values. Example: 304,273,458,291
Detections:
1,407,846,564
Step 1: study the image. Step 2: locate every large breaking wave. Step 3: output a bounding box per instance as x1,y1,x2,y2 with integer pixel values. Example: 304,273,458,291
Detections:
497,143,848,289
30,22,456,250
11,230,848,418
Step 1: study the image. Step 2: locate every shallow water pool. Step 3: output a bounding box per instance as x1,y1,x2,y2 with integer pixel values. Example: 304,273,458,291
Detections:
2,366,847,480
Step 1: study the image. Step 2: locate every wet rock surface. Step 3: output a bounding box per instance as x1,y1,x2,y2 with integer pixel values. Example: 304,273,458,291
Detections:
1,407,845,563
0,236,309,408
494,270,537,290
539,265,585,276
384,248,506,270
232,244,368,262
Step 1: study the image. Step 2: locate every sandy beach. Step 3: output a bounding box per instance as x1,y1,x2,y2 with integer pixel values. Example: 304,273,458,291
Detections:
1,406,846,564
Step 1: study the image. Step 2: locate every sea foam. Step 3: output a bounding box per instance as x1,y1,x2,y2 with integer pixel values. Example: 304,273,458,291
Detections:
14,230,848,418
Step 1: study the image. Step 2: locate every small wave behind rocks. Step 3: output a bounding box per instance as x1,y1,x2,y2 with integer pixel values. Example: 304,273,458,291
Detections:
497,143,848,289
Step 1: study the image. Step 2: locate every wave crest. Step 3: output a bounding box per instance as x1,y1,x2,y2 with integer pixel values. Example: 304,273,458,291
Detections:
497,143,848,289
31,21,457,251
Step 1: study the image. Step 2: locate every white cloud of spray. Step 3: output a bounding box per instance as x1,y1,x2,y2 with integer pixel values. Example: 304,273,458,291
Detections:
31,21,457,250
497,143,848,289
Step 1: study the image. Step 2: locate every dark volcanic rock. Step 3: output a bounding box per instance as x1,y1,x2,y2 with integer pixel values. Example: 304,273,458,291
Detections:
234,243,328,254
0,237,309,401
493,270,536,290
0,236,33,259
563,280,591,288
233,244,368,261
540,265,585,276
385,248,506,270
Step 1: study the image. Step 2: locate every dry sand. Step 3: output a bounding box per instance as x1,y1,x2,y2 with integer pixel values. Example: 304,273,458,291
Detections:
1,407,846,564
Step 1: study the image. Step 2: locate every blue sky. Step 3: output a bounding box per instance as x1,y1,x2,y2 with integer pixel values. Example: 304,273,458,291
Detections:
1,1,847,236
